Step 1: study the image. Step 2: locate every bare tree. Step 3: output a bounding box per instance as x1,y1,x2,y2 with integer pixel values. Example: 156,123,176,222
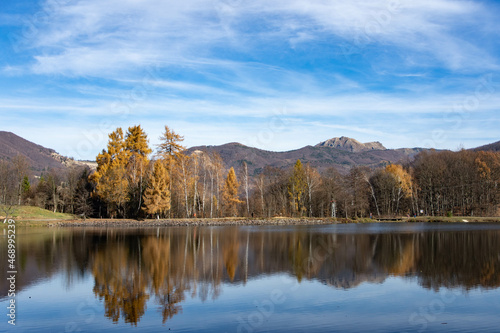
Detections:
241,161,250,217
255,173,266,217
304,163,320,217
11,155,30,205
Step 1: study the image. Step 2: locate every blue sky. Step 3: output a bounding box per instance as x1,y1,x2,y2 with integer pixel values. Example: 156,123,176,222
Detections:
1,0,499,160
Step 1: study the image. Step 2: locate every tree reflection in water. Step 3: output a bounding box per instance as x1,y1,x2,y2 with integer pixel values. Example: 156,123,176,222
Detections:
2,225,499,325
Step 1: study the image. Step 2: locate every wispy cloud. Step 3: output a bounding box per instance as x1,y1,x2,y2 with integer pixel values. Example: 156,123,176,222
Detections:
6,0,496,77
1,0,499,159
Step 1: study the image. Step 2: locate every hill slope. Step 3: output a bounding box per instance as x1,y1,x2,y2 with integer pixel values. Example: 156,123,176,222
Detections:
0,131,65,171
473,140,500,152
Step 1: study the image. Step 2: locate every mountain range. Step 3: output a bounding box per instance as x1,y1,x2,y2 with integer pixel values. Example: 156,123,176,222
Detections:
189,136,426,175
1,131,499,176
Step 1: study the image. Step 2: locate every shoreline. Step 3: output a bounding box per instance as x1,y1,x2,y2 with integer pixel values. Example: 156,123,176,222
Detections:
15,217,340,227
3,216,500,227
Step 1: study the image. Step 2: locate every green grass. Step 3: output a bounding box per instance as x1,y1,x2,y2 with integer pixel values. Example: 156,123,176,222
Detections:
1,205,75,222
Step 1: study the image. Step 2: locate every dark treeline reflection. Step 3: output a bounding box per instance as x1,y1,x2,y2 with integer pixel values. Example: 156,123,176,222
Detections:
2,226,500,325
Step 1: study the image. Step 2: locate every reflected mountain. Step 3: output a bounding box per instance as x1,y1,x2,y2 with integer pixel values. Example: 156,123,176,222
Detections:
1,224,500,325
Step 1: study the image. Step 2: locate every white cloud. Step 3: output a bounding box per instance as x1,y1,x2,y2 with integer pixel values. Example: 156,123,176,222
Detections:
14,0,496,77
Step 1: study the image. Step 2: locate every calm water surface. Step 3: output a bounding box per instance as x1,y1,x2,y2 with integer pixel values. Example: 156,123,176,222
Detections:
1,223,500,332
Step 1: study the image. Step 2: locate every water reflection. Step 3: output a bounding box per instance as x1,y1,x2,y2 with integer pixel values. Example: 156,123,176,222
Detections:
1,224,500,326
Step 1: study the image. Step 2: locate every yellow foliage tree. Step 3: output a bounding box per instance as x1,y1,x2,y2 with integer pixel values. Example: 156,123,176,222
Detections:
93,128,130,217
125,125,152,215
157,125,186,217
385,164,413,215
157,125,185,160
289,159,306,216
222,167,242,217
385,164,412,197
143,160,171,219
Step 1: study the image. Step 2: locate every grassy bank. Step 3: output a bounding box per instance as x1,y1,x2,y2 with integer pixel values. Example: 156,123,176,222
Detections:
1,205,75,226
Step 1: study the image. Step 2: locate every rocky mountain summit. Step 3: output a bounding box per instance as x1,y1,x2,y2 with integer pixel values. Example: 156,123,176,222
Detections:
316,136,386,152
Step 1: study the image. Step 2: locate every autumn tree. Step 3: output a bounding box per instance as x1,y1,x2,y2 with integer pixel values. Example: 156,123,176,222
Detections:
143,159,170,219
411,149,500,217
157,126,185,159
222,167,242,217
93,128,130,217
289,160,306,216
385,164,413,215
474,151,500,215
157,126,186,217
125,125,152,216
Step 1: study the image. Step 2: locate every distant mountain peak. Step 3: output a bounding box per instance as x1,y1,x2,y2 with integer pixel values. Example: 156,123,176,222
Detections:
315,136,386,152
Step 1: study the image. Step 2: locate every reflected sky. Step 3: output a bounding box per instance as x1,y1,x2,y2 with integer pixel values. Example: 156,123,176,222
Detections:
1,223,500,332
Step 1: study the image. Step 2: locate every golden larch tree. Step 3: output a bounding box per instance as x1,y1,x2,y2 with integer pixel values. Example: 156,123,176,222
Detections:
222,167,242,217
289,159,306,216
157,125,186,217
143,160,171,219
125,125,152,215
157,125,185,159
92,128,130,217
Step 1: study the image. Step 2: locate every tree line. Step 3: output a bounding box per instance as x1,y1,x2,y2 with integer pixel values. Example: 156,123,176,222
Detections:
1,125,499,218
0,155,94,216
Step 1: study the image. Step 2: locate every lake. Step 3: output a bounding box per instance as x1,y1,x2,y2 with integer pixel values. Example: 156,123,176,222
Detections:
1,223,500,332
